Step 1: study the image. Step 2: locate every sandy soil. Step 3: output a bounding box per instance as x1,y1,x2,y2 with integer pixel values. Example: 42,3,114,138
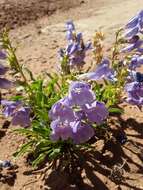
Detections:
0,0,143,189
0,0,81,29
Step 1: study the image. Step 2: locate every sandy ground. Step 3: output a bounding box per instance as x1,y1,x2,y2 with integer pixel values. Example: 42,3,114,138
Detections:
9,0,143,74
0,0,143,189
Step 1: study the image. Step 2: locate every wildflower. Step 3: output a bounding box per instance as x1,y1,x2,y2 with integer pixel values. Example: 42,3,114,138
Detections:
50,119,95,144
59,21,92,71
1,100,21,117
71,121,94,144
50,120,73,141
121,37,143,53
124,26,139,39
65,40,92,67
78,59,116,81
66,20,75,41
124,10,143,38
68,81,96,106
0,64,12,89
1,100,30,127
128,55,143,70
83,101,109,124
125,82,143,105
49,98,76,122
66,20,75,31
11,107,31,127
69,81,91,90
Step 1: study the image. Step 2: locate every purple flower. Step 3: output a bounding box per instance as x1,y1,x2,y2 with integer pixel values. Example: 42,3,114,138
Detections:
126,82,143,97
66,21,75,41
59,21,92,71
125,82,143,105
69,81,91,90
11,107,30,127
124,10,143,38
0,64,12,89
1,100,21,117
0,51,7,59
125,15,139,29
128,55,143,70
121,38,143,53
126,96,143,105
49,98,76,122
1,100,30,127
68,81,95,106
83,101,108,125
50,120,73,141
69,52,85,67
124,27,139,39
66,20,75,31
67,43,79,55
66,41,91,67
0,78,12,89
50,120,95,144
76,32,82,42
78,59,116,81
71,121,94,144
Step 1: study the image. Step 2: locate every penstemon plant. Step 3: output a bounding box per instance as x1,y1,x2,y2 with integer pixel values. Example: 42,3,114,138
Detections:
0,10,143,169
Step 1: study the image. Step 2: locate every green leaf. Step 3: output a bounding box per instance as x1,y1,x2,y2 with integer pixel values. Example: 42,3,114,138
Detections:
49,148,61,160
24,67,35,81
13,141,34,157
108,107,124,114
10,95,24,101
32,151,50,167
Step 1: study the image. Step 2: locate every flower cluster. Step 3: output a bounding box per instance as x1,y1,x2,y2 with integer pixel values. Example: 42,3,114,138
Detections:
59,21,92,70
1,100,30,127
49,81,108,144
0,50,12,89
78,58,116,81
124,10,143,39
125,81,143,105
122,11,143,107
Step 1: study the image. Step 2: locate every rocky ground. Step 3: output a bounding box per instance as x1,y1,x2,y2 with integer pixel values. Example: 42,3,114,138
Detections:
0,0,143,189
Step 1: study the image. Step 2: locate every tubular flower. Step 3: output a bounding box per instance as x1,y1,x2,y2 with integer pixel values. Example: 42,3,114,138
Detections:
124,10,143,38
68,81,96,106
128,55,143,70
121,37,143,53
71,121,95,144
83,101,109,125
49,98,76,122
1,100,30,127
78,59,116,81
125,82,143,105
59,21,92,69
50,120,73,141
